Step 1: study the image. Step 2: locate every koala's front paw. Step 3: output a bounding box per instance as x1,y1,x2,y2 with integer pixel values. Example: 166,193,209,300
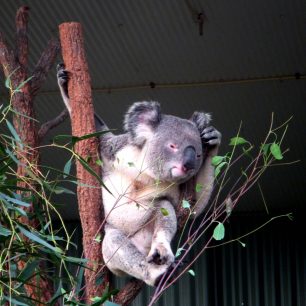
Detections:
147,243,175,266
56,63,69,88
201,126,222,147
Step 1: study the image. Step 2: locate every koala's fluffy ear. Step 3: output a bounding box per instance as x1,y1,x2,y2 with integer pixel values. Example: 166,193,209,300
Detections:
124,101,161,146
190,111,212,131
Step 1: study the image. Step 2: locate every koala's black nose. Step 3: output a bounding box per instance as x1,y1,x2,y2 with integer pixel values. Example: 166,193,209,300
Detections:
183,146,196,171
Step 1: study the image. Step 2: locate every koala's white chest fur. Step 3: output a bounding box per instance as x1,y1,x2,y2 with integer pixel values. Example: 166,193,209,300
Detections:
102,145,179,237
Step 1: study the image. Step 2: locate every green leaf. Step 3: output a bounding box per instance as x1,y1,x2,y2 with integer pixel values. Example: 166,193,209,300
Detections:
182,199,190,209
0,225,11,237
175,247,185,258
13,206,27,217
94,234,102,243
188,269,195,277
14,76,33,92
160,207,169,216
63,158,72,178
270,142,283,160
195,183,203,193
127,162,135,167
96,159,103,166
5,148,20,164
214,161,227,178
6,120,23,148
63,256,88,264
53,186,75,195
18,260,39,281
261,143,271,156
54,130,109,146
211,155,224,166
229,136,248,146
17,225,63,254
0,193,30,207
3,296,28,306
237,239,246,247
213,222,225,240
77,154,111,194
4,67,19,89
104,302,120,306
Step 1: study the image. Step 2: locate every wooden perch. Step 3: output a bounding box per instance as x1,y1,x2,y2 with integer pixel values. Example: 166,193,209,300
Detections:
59,22,108,302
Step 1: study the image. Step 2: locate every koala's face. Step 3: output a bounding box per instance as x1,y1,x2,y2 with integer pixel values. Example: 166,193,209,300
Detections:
146,115,203,183
124,101,210,184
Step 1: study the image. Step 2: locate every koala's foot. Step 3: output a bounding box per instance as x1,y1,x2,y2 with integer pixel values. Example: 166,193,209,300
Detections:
146,243,175,266
153,259,186,287
201,126,222,147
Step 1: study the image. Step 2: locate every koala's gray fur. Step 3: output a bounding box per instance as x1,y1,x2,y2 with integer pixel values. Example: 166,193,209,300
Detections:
57,64,221,286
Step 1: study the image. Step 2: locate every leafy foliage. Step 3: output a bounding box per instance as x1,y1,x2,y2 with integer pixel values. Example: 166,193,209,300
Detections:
0,80,116,305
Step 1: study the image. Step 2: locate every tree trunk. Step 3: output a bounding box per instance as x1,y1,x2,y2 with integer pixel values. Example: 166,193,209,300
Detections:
59,22,109,302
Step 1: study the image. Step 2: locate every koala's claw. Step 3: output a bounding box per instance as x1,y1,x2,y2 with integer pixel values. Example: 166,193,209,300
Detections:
201,126,221,146
154,259,186,287
56,63,69,88
147,245,174,266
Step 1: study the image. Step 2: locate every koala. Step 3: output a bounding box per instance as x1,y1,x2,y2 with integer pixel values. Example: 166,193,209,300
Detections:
57,64,221,286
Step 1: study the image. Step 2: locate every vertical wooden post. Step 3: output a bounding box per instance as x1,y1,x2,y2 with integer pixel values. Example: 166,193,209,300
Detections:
59,22,107,301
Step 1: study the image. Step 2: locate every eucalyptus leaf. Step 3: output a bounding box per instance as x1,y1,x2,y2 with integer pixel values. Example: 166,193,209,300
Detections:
0,193,30,207
175,247,185,258
6,120,23,148
195,183,203,193
229,136,248,146
63,158,72,178
211,155,224,166
188,269,196,277
182,199,190,209
14,76,33,92
214,161,227,178
160,207,169,216
104,301,120,306
17,225,62,254
0,225,11,237
270,142,283,160
213,222,225,240
18,260,39,281
3,296,28,306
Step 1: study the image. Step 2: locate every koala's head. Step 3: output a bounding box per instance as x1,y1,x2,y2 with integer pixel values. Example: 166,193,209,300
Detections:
124,101,211,183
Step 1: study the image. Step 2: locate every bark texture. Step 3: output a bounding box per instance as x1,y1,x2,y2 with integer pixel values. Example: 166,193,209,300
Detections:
0,5,60,304
59,22,108,302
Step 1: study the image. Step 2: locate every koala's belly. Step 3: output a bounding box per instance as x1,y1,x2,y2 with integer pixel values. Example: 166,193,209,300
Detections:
102,172,179,235
102,182,155,234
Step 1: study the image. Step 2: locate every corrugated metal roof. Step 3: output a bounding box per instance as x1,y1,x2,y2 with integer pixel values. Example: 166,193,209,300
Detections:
0,0,305,215
1,0,305,89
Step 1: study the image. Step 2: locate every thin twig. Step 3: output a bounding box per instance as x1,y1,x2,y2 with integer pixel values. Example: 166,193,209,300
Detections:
38,108,69,141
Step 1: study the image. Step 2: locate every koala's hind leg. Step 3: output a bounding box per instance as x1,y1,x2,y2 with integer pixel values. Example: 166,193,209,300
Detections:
147,200,176,266
102,226,169,286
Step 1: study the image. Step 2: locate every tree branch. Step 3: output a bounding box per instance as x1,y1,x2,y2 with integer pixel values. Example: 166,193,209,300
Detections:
15,5,29,68
30,37,60,97
113,279,144,306
38,108,69,142
0,31,16,77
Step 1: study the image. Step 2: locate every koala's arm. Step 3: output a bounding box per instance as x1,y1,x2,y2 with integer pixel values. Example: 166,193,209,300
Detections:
191,117,221,217
56,64,128,161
